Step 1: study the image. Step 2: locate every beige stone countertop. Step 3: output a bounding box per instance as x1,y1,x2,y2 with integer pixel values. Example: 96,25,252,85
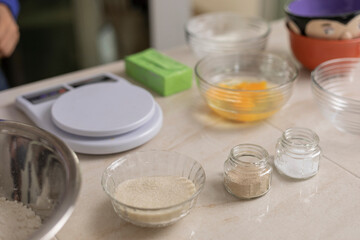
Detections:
1,20,359,240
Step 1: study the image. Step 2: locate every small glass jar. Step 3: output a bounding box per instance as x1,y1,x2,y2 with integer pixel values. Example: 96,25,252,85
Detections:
224,144,272,199
274,127,321,179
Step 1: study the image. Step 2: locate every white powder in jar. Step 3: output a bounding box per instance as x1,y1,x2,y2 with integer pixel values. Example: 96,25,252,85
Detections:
0,197,42,240
113,176,196,226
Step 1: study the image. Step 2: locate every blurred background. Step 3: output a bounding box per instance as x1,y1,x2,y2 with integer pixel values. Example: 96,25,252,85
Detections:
4,0,287,88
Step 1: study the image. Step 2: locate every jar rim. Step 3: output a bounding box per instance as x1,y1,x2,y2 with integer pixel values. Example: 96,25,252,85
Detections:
281,127,319,148
229,144,269,166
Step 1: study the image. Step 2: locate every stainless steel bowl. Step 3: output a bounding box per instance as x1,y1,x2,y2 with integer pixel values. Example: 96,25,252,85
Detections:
0,120,81,240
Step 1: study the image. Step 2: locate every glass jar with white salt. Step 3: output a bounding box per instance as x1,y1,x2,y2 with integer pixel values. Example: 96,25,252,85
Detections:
274,127,321,179
224,144,272,199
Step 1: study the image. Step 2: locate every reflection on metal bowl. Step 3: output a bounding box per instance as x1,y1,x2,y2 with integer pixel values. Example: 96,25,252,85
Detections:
0,120,81,240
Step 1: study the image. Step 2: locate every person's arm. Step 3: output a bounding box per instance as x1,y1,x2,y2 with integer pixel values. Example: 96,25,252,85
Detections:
0,0,19,19
0,0,19,57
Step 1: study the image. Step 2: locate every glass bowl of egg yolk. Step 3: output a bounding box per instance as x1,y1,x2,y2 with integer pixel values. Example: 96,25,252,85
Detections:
195,52,298,122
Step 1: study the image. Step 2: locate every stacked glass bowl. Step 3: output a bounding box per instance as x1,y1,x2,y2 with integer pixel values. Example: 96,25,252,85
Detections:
312,58,360,134
185,12,270,58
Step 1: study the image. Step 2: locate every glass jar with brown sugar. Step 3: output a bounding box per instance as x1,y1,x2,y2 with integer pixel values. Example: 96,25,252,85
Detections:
224,144,272,199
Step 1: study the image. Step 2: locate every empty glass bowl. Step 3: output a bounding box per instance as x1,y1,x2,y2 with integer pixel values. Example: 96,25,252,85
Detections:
195,52,298,122
185,12,270,58
101,150,206,227
312,58,360,134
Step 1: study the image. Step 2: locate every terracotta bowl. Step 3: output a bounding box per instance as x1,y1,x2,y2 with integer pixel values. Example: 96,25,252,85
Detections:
288,26,360,70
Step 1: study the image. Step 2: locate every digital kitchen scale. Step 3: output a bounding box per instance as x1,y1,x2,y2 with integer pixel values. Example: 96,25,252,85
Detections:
15,72,163,154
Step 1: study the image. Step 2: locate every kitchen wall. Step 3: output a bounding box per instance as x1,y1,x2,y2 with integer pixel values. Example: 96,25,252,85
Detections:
4,0,286,87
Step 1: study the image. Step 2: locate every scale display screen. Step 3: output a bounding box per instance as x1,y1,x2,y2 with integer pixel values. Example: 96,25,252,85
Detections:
70,76,116,88
24,87,68,104
23,76,117,104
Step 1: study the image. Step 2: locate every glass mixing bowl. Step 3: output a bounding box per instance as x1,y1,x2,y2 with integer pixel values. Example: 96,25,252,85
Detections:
312,58,360,134
195,52,298,122
102,150,206,227
185,12,270,58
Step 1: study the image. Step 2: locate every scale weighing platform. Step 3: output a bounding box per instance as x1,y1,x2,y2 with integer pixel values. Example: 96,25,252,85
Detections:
16,73,163,154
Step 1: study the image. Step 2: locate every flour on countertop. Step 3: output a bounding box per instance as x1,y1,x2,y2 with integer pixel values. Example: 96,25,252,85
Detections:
0,197,42,240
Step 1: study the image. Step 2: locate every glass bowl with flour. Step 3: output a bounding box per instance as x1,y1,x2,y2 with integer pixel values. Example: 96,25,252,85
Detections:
185,12,270,58
101,151,206,227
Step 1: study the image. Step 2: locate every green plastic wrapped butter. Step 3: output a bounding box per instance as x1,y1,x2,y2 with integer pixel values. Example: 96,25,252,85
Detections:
125,49,192,96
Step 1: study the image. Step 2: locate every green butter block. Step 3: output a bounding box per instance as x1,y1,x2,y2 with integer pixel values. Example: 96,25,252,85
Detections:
125,48,192,96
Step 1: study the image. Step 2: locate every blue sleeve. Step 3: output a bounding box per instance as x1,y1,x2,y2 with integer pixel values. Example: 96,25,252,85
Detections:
0,0,20,19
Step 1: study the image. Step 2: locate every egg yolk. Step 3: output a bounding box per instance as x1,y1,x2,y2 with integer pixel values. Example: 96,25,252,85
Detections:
206,80,281,122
